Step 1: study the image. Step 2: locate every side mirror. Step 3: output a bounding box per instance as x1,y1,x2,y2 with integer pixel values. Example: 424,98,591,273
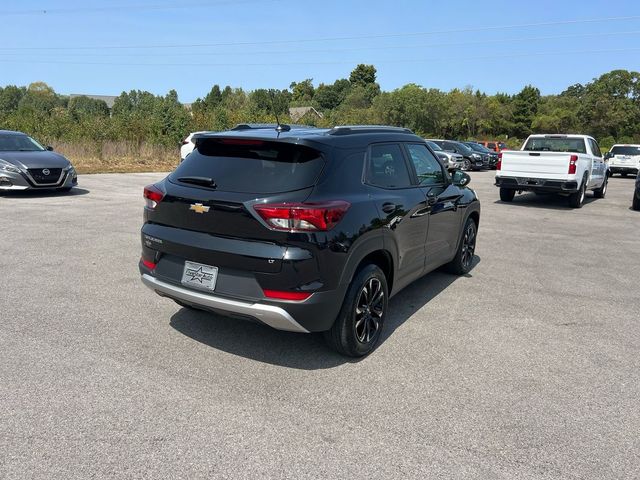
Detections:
604,152,612,160
451,169,471,187
46,145,54,151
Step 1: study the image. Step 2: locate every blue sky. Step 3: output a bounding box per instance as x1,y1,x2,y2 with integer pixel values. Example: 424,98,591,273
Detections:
1,0,639,102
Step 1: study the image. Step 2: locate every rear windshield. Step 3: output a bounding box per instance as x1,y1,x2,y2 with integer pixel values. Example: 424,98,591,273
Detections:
523,137,587,154
170,139,325,194
610,145,640,156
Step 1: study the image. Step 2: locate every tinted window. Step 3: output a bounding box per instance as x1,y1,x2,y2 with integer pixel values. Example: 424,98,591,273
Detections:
367,144,412,188
427,141,443,152
170,139,325,194
610,145,640,156
589,139,602,157
0,134,45,152
406,144,444,185
454,142,474,154
523,137,587,154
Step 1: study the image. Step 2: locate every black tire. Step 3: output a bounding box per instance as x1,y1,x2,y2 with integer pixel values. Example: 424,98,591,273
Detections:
59,187,73,193
500,188,516,202
325,264,388,357
621,172,628,178
568,177,587,208
593,175,607,198
633,193,640,211
444,217,478,275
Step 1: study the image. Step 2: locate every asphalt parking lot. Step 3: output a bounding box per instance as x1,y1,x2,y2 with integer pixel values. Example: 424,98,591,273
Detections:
1,171,639,479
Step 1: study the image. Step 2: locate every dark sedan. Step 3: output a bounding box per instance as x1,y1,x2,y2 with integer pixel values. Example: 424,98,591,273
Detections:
0,130,77,192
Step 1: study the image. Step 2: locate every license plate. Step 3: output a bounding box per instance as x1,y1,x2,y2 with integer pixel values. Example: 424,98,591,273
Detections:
181,261,218,291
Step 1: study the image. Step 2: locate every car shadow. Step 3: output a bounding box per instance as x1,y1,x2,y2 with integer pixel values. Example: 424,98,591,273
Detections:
493,192,597,210
0,187,90,198
169,255,480,370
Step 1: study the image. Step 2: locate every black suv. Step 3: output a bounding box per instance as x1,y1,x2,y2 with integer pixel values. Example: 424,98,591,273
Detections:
139,125,480,356
430,140,485,171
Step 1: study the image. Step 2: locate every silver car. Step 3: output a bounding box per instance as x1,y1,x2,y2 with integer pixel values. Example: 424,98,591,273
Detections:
0,130,77,192
426,140,465,170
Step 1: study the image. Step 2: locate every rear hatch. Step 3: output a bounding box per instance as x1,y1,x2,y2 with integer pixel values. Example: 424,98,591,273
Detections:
142,137,327,277
609,145,640,168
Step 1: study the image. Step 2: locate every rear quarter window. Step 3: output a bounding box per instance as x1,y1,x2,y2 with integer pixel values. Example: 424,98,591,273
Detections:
170,139,325,194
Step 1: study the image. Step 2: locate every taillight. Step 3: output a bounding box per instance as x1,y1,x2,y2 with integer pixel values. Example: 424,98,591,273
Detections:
254,201,350,232
143,184,164,209
263,289,312,301
496,152,502,170
568,155,578,174
141,257,156,270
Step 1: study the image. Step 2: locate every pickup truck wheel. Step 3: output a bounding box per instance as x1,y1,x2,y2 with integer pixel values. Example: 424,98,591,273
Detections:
499,188,515,202
324,264,388,357
444,217,477,275
568,179,587,208
593,175,608,198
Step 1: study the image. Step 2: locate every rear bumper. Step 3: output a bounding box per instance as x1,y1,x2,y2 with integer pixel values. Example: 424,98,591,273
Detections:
610,166,638,175
495,176,579,193
142,273,311,333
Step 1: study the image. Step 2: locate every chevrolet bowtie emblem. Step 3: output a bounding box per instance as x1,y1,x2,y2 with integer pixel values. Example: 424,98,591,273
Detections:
189,203,210,214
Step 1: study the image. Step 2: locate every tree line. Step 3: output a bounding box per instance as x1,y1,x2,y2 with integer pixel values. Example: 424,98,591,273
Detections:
1,65,639,151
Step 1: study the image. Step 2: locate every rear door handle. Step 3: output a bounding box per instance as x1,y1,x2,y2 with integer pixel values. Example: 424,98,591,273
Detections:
381,202,396,214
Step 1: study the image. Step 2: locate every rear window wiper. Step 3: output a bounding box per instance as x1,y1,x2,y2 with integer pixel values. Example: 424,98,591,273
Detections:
178,176,217,188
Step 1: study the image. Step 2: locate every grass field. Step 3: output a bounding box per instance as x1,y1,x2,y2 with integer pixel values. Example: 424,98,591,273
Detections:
52,141,179,174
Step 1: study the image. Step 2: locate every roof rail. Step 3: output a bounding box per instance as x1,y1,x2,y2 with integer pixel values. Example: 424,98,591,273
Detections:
231,123,315,131
327,125,414,136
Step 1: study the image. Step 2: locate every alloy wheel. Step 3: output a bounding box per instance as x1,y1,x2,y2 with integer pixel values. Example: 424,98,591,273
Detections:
461,222,477,269
354,278,384,343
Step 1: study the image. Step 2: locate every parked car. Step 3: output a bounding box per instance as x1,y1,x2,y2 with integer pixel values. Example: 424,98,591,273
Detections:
463,141,498,169
605,144,640,177
140,124,481,357
426,140,464,170
633,174,640,210
429,139,484,170
180,131,208,162
495,134,608,208
0,130,77,192
477,140,507,152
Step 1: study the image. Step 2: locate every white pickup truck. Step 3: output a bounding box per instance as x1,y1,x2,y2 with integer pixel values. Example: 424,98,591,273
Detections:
495,134,608,208
605,144,640,177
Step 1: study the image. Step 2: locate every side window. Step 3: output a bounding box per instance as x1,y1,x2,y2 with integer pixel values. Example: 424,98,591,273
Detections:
590,139,602,158
366,144,412,188
405,144,445,185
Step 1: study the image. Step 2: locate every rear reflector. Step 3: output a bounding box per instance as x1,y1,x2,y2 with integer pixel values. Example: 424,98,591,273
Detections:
143,184,164,209
141,258,156,270
568,154,578,174
263,289,312,301
254,201,350,232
